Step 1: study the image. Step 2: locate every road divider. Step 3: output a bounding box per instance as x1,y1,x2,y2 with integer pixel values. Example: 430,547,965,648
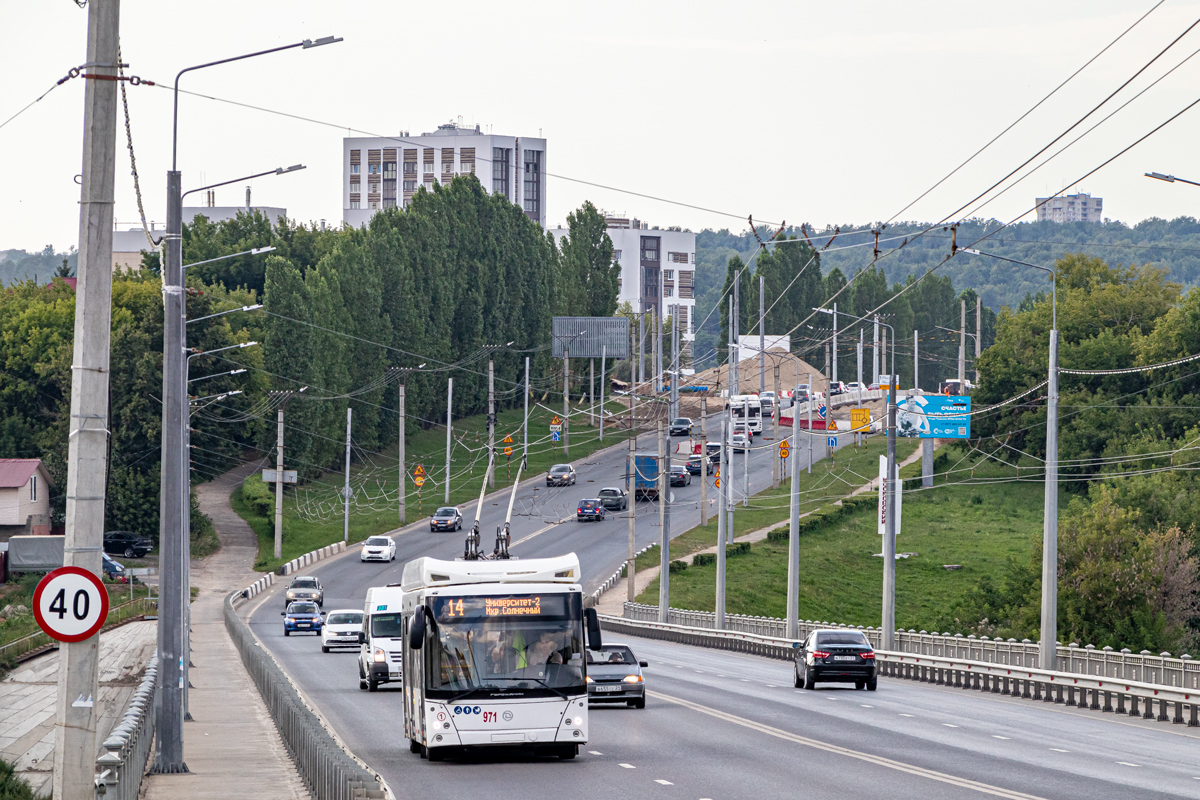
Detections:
94,651,158,800
242,572,274,599
280,541,346,576
587,544,656,607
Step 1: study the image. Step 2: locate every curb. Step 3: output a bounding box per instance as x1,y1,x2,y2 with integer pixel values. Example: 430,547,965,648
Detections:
588,543,655,606
279,542,346,576
242,572,275,599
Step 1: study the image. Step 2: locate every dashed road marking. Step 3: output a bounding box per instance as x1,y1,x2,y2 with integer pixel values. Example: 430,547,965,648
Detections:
943,724,959,728
654,779,674,785
767,684,777,688
861,704,874,708
899,713,914,717
1050,748,1069,753
588,751,603,755
1116,762,1141,767
740,679,750,682
992,736,1011,740
619,763,636,769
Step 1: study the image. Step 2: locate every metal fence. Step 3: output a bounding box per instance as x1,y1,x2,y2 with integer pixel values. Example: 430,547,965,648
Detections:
94,652,158,800
0,596,158,669
224,592,388,800
622,602,1200,692
601,612,1200,728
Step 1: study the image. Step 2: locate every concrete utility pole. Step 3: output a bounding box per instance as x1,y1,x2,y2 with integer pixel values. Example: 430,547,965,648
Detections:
1041,307,1060,670
657,419,669,622
274,410,285,558
732,276,740,396
638,307,645,386
398,383,406,524
807,372,813,475
563,349,570,457
444,378,453,504
671,305,679,420
523,357,529,464
343,407,352,543
825,345,832,459
742,397,750,507
913,330,919,392
832,302,838,385
627,397,636,604
759,274,766,396
873,315,880,384
56,1,119,793
882,327,898,650
656,304,664,400
959,298,967,389
786,381,802,639
589,358,594,428
715,409,727,629
857,334,865,444
725,400,735,545
699,397,708,525
976,296,983,386
922,439,934,488
599,345,607,441
488,359,495,488
772,365,780,489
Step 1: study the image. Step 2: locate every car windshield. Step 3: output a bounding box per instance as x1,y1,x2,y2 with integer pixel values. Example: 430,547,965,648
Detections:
580,500,598,508
435,508,457,517
816,631,870,646
371,613,404,637
586,645,636,665
366,537,390,546
672,418,689,425
292,579,318,589
288,603,319,615
599,489,619,497
327,612,362,625
670,466,686,473
425,593,585,698
550,466,570,474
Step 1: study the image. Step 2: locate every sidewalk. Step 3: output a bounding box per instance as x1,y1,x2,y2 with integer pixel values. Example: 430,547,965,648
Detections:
141,459,309,800
597,445,928,615
0,621,157,796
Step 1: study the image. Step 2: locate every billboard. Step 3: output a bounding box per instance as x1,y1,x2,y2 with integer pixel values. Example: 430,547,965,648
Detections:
896,395,971,439
551,317,631,359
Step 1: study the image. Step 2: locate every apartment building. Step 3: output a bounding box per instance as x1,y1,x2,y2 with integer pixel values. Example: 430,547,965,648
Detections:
1035,192,1103,223
548,215,697,342
342,121,547,229
110,199,288,272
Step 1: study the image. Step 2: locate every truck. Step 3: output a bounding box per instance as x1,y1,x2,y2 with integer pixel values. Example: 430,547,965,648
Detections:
633,453,660,500
400,552,603,761
6,535,65,572
358,585,406,692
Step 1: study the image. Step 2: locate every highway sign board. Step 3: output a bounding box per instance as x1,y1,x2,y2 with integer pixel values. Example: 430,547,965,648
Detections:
850,408,870,431
262,469,297,484
897,396,971,439
827,436,838,448
550,415,561,426
778,441,790,459
33,566,109,643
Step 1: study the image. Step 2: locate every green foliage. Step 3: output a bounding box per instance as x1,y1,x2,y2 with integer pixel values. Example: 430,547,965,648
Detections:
0,245,77,287
669,559,688,574
693,553,716,567
0,757,38,800
241,473,275,519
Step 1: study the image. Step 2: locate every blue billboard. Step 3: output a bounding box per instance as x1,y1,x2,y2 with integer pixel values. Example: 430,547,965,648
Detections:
896,395,971,439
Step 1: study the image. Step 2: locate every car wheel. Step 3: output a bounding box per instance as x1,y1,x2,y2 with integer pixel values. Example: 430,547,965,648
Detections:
124,547,135,558
867,678,878,692
557,744,578,759
806,666,817,689
794,666,805,689
284,629,290,637
368,676,378,692
322,645,329,653
631,697,646,709
426,745,443,762
457,521,462,531
855,680,865,690
359,677,367,690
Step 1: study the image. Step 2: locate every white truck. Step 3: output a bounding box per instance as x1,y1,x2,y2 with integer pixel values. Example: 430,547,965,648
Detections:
358,585,406,692
399,552,602,761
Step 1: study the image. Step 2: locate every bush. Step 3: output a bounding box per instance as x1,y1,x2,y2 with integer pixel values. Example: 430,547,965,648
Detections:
766,527,789,543
727,541,751,557
241,474,275,519
0,758,37,800
669,559,688,573
693,553,716,567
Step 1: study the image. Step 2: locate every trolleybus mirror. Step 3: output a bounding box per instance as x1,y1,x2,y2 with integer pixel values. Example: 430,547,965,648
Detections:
584,607,603,651
409,606,427,650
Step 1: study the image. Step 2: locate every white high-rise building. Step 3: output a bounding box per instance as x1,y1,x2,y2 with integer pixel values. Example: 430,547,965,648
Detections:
342,121,547,229
1035,192,1103,223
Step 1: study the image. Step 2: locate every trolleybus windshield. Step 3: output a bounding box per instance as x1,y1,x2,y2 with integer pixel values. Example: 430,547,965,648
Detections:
425,593,585,699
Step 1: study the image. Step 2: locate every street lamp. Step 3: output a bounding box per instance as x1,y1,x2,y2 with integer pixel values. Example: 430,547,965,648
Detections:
187,368,247,385
961,247,1058,670
157,37,338,773
1145,171,1200,187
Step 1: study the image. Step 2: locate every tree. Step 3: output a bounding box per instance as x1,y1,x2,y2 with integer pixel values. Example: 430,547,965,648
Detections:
54,257,74,279
558,201,619,317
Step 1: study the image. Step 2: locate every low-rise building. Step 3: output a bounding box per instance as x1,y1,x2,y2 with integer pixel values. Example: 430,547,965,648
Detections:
0,459,53,539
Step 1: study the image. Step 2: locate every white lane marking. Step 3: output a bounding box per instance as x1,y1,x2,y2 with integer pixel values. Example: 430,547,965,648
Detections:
654,779,674,785
899,713,914,717
1049,748,1069,753
767,684,777,688
509,517,570,547
860,704,874,708
588,751,603,755
717,674,727,678
740,679,750,682
943,724,959,728
695,670,704,674
826,697,837,701
1116,762,1141,767
619,763,636,769
992,736,1011,740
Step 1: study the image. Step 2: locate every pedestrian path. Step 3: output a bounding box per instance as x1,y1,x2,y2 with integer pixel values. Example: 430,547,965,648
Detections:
0,620,157,797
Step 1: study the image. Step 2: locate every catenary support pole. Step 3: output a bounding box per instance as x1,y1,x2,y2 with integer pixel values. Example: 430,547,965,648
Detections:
671,305,679,420
1041,327,1060,670
959,298,966,389
488,359,495,488
882,362,898,650
599,345,606,441
657,419,669,622
699,397,708,525
523,357,529,464
873,315,880,384
759,274,766,396
627,394,636,604
772,365,780,489
786,381,802,639
638,306,645,386
58,0,120,791
914,330,919,391
563,349,570,457
274,410,284,558
922,439,934,488
589,357,594,428
807,372,813,475
832,302,838,385
398,383,405,524
716,408,727,629
444,378,453,504
742,397,750,506
976,296,982,386
343,407,352,543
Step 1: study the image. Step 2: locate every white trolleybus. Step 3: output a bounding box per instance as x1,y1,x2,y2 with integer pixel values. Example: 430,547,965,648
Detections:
729,394,763,434
400,552,602,761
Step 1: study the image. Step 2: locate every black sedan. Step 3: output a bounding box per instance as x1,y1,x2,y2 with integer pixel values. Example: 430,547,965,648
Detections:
104,530,152,558
668,464,691,486
586,644,647,708
685,455,713,475
794,629,877,691
598,487,628,510
668,417,694,437
430,506,463,532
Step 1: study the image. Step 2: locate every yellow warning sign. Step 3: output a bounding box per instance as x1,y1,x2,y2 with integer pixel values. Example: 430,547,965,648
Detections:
851,408,871,431
551,415,561,426
413,464,425,478
779,441,790,459
503,435,514,444
414,476,426,488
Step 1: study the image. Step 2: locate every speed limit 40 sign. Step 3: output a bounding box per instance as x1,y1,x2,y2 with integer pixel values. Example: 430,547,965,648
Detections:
33,566,109,643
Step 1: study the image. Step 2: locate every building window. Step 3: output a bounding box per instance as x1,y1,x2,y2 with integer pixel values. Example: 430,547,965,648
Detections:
669,252,688,264
351,164,360,175
403,162,416,174
462,162,474,173
492,147,511,198
403,180,416,192
383,162,396,180
383,198,396,208
424,162,434,174
350,200,360,209
613,250,622,260
664,286,674,297
443,161,453,173
369,164,379,175
30,475,36,502
664,270,674,281
523,150,542,219
350,181,360,194
640,237,660,261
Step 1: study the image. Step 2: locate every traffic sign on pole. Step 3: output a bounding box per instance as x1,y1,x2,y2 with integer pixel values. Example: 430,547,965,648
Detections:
778,441,790,459
413,464,426,487
818,405,827,419
503,434,514,457
827,436,838,448
33,567,109,643
551,431,562,442
850,408,870,431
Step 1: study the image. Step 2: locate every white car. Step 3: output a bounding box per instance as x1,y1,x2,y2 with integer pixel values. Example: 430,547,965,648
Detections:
321,609,364,653
360,535,396,562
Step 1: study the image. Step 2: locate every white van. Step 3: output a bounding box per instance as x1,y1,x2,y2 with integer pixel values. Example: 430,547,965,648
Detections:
358,585,405,692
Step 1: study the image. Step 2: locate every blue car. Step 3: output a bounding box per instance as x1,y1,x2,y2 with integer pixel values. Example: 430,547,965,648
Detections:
282,602,323,636
577,499,607,522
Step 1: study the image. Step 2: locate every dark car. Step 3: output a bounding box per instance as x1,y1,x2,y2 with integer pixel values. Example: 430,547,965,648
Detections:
284,576,324,607
281,602,323,636
546,464,577,486
705,442,722,462
685,455,713,475
587,644,647,708
577,499,607,522
101,553,126,580
430,506,463,532
103,530,152,558
668,417,694,437
597,487,628,510
668,464,691,487
794,629,877,691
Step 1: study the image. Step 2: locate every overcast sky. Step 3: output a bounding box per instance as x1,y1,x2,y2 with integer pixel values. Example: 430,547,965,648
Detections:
5,1,1200,253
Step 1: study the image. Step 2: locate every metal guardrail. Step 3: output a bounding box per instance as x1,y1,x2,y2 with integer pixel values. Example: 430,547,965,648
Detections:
224,591,388,800
587,544,655,607
0,596,159,668
94,652,158,800
599,613,1200,728
621,603,1199,692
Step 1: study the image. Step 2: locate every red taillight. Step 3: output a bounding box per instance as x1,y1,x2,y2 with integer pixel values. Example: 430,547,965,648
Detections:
578,508,583,513
860,651,876,660
811,650,831,659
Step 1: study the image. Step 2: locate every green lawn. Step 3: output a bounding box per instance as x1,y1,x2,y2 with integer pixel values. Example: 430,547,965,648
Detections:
238,400,636,572
629,435,919,574
638,449,1055,632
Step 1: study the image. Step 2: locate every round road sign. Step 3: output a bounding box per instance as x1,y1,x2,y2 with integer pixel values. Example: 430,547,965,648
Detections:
33,566,109,643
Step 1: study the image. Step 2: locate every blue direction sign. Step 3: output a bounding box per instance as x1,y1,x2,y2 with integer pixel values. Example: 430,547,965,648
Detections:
897,395,971,439
551,431,561,442
827,436,838,448
818,405,827,419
